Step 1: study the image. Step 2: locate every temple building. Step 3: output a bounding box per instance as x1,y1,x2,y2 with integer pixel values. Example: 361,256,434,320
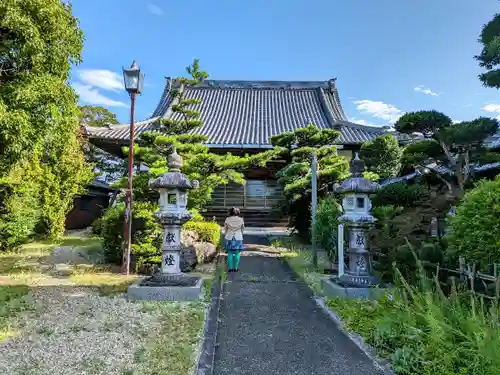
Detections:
84,78,499,225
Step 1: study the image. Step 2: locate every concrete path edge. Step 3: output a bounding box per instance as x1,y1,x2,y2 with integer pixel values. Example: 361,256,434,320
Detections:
279,254,396,375
314,298,397,375
194,253,225,375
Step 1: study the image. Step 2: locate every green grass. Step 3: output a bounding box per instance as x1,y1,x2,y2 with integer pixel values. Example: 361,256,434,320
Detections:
326,270,500,375
203,277,214,302
68,264,138,295
0,285,33,342
277,239,329,296
135,302,205,375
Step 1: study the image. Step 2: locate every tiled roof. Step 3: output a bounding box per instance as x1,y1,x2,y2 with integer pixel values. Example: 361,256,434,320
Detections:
380,161,500,186
86,79,407,147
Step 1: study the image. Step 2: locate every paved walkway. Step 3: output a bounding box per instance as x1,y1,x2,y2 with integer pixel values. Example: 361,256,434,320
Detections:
213,251,383,375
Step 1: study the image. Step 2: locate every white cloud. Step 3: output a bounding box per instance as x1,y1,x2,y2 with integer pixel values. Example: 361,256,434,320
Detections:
482,103,500,113
147,3,164,16
73,83,128,108
452,120,462,124
77,69,124,92
413,85,438,96
353,100,404,123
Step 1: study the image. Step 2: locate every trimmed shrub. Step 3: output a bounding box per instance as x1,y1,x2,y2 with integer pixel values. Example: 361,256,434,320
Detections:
372,182,428,208
183,220,221,247
448,177,500,271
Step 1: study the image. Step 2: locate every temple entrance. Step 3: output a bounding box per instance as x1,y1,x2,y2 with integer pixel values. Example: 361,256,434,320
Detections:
208,179,282,210
205,179,286,227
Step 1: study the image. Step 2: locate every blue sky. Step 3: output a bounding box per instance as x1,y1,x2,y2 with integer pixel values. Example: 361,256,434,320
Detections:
71,0,500,127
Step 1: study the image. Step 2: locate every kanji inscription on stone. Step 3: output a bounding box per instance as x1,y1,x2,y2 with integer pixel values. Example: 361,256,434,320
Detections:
356,255,366,271
165,232,175,244
165,254,175,266
355,233,364,247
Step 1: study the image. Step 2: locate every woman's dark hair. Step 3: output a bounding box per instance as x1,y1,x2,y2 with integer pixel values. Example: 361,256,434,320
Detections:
228,207,240,217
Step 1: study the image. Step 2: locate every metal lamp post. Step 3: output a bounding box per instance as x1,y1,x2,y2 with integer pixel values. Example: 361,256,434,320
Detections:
121,60,145,275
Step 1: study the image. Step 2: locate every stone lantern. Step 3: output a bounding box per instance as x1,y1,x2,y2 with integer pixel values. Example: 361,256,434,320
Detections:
333,153,380,287
127,146,203,301
148,147,198,275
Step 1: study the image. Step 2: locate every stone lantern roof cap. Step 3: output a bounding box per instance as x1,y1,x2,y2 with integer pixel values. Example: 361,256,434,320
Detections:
149,147,198,190
333,153,380,194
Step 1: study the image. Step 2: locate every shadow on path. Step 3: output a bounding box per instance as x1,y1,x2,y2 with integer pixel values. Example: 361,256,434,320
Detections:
213,251,382,375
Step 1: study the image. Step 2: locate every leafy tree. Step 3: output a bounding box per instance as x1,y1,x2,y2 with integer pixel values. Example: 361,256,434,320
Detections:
475,13,500,88
118,59,275,209
78,105,119,128
270,125,349,237
0,0,93,249
395,110,498,193
359,134,402,180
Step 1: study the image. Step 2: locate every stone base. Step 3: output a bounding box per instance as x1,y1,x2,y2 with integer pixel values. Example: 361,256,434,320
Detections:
128,274,203,302
321,277,386,300
337,273,378,288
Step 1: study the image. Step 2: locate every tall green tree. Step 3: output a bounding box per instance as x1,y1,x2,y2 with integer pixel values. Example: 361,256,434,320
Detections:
475,13,500,88
78,105,119,128
0,0,93,249
270,125,349,237
395,110,498,193
121,59,274,209
359,133,402,180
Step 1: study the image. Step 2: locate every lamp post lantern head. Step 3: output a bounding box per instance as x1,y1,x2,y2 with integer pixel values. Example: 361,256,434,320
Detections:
123,60,145,94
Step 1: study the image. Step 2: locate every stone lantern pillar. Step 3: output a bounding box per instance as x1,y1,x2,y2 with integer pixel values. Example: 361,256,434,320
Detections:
333,153,380,287
148,147,198,276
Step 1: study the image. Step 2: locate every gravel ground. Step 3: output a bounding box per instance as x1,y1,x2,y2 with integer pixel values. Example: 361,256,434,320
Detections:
0,237,209,375
0,286,162,375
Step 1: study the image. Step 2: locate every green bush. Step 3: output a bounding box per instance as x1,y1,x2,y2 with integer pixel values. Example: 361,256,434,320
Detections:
448,177,500,271
94,203,221,270
96,202,162,266
188,208,205,222
312,195,342,262
0,182,41,251
183,220,221,247
370,203,451,283
372,182,428,208
359,133,402,179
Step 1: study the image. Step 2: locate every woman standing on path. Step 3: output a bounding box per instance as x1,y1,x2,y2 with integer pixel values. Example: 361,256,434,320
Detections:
224,207,244,272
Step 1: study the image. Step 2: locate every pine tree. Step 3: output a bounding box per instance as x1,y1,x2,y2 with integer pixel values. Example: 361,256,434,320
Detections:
120,59,275,209
395,110,499,193
270,124,350,237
